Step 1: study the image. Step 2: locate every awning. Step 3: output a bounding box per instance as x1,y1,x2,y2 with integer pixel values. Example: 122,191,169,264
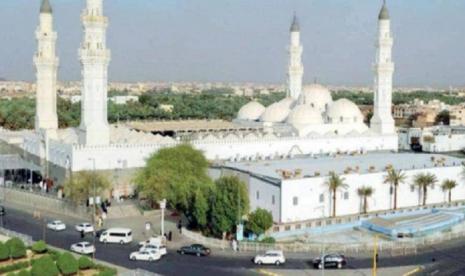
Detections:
0,154,42,171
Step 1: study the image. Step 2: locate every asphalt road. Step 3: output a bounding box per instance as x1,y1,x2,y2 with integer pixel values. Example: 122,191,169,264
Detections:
2,206,465,276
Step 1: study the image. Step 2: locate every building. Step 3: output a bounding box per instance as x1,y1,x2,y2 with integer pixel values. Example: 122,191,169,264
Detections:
399,125,465,152
450,104,465,126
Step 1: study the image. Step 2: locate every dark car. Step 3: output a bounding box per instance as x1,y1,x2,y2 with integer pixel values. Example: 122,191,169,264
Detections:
177,244,211,257
313,254,347,269
0,206,5,216
94,229,106,238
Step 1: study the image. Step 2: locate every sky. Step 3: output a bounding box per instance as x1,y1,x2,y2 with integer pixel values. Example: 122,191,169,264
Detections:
0,0,464,87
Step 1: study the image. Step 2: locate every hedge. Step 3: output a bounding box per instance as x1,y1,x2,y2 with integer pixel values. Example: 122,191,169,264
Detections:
31,241,47,254
0,242,10,261
78,256,94,270
57,252,78,275
48,249,61,261
16,269,31,276
5,238,26,259
0,261,29,274
31,256,59,276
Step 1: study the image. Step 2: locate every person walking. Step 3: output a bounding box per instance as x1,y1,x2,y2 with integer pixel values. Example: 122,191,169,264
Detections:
177,220,182,234
80,229,85,239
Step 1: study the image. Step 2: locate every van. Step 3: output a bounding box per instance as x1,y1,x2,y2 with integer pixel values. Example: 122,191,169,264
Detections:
99,228,133,244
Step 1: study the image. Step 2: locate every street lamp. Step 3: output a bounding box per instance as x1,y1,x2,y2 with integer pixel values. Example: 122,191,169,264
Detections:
159,199,166,238
88,158,97,260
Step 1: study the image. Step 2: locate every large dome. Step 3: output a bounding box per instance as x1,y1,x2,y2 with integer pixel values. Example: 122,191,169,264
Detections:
237,101,265,121
299,84,333,112
278,97,296,110
327,98,364,124
286,104,324,128
260,102,290,123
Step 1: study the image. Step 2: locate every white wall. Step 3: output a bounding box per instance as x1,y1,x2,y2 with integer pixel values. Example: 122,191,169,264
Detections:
423,134,465,152
249,177,281,222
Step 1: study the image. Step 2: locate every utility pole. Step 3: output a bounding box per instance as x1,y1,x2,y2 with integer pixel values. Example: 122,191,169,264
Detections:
160,199,166,238
373,235,379,276
89,158,97,260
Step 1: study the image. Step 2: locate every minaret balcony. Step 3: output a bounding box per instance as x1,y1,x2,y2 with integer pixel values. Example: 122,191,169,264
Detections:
81,14,108,25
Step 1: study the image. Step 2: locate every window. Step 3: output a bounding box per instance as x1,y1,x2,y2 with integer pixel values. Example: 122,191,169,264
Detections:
319,194,325,203
389,187,393,195
272,195,275,205
256,191,260,200
340,116,343,123
410,185,415,192
293,197,298,206
343,192,349,200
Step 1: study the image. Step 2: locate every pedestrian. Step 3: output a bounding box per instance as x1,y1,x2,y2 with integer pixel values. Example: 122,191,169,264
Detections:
177,220,182,234
232,239,238,252
80,229,85,239
168,231,172,241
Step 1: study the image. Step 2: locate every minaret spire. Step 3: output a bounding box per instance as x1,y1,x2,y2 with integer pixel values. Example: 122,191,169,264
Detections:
78,0,111,145
34,0,59,137
287,13,304,101
370,0,395,134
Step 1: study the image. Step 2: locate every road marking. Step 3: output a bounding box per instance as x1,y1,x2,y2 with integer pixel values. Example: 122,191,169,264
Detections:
403,266,423,276
258,269,281,276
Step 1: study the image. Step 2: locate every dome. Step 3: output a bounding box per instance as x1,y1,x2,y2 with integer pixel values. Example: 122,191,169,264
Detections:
299,84,332,112
286,104,324,127
260,103,290,123
278,97,296,110
237,101,265,121
327,99,364,124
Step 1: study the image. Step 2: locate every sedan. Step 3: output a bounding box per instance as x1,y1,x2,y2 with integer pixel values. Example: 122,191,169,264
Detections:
253,250,286,266
47,220,66,231
313,253,347,269
140,244,167,256
178,244,211,257
70,242,95,255
75,223,94,234
129,250,161,262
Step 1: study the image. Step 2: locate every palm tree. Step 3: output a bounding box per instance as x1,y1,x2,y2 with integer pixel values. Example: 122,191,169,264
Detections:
325,172,348,218
441,179,457,203
357,186,374,214
413,173,438,206
383,168,406,210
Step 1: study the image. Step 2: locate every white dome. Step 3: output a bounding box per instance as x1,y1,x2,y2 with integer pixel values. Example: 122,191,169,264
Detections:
299,84,333,112
260,103,290,123
327,98,364,124
237,101,265,121
278,97,296,109
286,104,324,127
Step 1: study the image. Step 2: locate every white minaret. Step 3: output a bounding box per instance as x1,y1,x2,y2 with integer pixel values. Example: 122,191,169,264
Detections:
34,0,59,137
79,0,111,146
370,1,395,134
287,14,304,101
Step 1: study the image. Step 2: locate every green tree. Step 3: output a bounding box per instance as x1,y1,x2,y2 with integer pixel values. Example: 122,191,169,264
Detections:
413,173,438,206
192,188,209,228
210,176,249,237
5,238,26,259
135,144,213,225
383,168,407,210
57,253,78,275
435,110,450,125
246,208,273,236
64,171,111,204
0,242,9,261
357,186,374,214
441,179,457,203
325,172,348,218
31,256,59,276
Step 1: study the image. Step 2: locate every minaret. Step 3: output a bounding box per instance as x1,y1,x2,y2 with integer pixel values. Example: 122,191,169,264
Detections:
79,0,111,145
34,0,59,137
370,1,395,134
287,14,304,101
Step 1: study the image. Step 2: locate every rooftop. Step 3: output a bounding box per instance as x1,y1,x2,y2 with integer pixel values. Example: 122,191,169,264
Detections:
223,152,464,181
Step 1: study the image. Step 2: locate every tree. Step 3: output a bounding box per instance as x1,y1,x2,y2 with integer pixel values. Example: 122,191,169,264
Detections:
413,173,438,206
31,256,59,276
435,110,450,125
357,186,374,214
57,253,78,275
383,168,406,210
210,176,249,237
135,144,213,225
325,172,348,217
246,208,273,236
64,171,111,204
192,188,209,228
441,179,457,203
5,238,26,259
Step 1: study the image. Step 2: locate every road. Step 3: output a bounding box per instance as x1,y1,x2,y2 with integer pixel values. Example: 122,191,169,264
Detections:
2,206,465,275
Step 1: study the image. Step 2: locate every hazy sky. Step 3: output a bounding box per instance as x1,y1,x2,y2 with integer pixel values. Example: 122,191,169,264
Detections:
0,0,464,87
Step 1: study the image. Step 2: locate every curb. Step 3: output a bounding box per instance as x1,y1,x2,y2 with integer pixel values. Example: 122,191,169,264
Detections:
403,266,423,276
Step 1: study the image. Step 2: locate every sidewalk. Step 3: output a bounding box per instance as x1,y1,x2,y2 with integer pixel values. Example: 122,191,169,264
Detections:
258,265,422,276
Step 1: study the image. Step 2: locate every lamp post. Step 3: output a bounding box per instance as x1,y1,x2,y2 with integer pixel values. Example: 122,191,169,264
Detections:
159,199,166,238
88,158,97,260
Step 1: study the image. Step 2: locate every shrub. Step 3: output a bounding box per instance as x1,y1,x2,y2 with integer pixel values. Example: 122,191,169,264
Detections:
31,241,47,254
16,269,31,276
78,256,94,270
48,249,61,261
0,261,29,274
260,237,276,244
95,269,117,276
57,252,78,275
31,256,59,276
0,242,10,261
6,238,26,259
246,208,273,236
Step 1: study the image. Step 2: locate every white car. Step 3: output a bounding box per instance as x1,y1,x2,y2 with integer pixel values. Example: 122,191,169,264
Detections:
47,220,66,231
140,244,167,256
138,236,163,247
70,242,95,255
129,250,161,262
75,223,94,234
253,250,286,266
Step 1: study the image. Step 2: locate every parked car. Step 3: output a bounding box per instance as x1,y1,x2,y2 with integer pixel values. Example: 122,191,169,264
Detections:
129,250,161,262
70,242,95,255
0,206,5,216
140,244,167,256
99,228,133,244
253,250,286,266
47,220,66,231
177,244,211,257
138,236,163,247
75,223,94,234
313,253,347,269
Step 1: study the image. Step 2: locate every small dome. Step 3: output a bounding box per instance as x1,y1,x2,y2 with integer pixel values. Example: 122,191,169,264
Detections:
287,104,324,127
378,2,389,20
40,0,52,14
260,103,290,123
290,14,300,32
299,84,333,112
278,97,296,110
327,99,363,124
237,101,265,121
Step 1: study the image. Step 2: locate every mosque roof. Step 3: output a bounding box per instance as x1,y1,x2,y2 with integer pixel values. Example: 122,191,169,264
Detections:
379,1,389,20
40,0,52,14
